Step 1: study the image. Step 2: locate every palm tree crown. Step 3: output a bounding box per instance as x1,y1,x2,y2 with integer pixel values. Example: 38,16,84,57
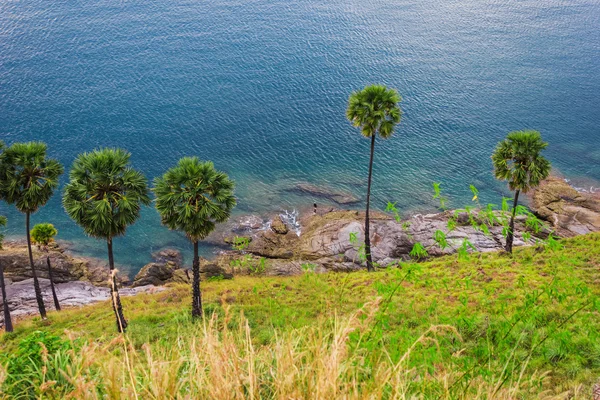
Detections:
0,142,63,213
492,130,551,193
154,157,236,241
346,84,402,139
63,148,150,239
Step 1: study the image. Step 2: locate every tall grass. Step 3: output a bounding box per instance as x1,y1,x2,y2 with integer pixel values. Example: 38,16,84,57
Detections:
0,300,592,399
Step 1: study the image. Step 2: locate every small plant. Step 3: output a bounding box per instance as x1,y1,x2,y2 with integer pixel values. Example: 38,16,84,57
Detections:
433,230,448,250
457,238,476,260
30,222,61,311
409,242,428,260
432,182,448,210
301,263,317,273
385,201,401,223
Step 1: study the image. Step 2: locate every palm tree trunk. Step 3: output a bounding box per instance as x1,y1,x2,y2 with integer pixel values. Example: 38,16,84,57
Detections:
0,261,13,332
505,189,520,254
26,212,47,319
191,240,203,319
364,134,376,272
107,238,127,332
46,255,61,311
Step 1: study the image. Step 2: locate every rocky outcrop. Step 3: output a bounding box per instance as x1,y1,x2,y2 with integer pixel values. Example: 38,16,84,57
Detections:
0,241,127,287
0,278,164,328
270,216,289,235
132,248,232,287
531,176,600,237
288,182,360,205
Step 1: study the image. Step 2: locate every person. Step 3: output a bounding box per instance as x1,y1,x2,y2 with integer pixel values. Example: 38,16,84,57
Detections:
313,203,317,214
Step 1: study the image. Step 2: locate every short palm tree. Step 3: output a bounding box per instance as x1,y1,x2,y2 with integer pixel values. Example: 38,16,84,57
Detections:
154,157,236,318
63,148,150,332
492,130,551,253
346,84,402,271
31,223,61,311
0,215,13,332
0,142,63,319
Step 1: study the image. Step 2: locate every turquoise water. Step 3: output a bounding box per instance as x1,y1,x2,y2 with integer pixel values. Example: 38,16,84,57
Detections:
1,0,599,275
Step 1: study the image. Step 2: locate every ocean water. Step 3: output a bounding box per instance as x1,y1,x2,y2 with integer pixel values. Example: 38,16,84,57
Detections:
1,0,599,276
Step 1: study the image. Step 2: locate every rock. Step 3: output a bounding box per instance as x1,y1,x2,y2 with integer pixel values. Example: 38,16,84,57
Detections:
0,278,165,328
531,176,600,237
271,216,289,235
132,248,232,287
151,248,183,266
0,242,128,288
288,182,360,205
132,262,180,287
200,259,233,280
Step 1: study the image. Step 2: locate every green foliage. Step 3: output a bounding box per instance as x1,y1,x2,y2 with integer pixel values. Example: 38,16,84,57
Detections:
346,85,402,139
433,229,448,250
409,242,428,259
154,157,236,242
492,130,551,193
0,142,63,214
0,331,75,398
301,263,317,273
30,223,58,246
433,182,448,210
457,238,476,260
63,148,150,239
469,184,479,202
385,201,401,222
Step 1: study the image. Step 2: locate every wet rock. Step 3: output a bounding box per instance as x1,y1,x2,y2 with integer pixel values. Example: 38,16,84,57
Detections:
271,216,289,235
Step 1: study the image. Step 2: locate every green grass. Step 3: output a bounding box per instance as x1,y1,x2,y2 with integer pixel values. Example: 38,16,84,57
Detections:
1,233,600,398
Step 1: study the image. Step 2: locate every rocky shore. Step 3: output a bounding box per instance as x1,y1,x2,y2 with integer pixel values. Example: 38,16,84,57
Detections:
1,176,598,327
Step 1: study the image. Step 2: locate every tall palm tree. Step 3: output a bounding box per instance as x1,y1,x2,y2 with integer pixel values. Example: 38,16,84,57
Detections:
31,223,61,311
0,215,13,332
0,142,63,319
63,148,149,332
154,157,235,318
492,130,551,253
346,84,402,271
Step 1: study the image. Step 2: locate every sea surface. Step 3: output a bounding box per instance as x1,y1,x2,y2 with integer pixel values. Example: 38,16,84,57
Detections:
1,0,599,276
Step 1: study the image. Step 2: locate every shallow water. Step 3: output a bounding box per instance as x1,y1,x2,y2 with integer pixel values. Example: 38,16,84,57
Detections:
1,0,599,276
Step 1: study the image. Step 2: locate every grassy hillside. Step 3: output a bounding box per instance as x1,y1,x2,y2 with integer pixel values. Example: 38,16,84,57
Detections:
1,233,599,399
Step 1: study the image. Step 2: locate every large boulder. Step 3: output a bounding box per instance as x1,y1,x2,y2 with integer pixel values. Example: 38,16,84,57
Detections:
531,176,600,237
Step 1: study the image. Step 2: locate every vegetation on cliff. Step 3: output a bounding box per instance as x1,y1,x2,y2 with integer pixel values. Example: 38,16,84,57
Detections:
1,233,599,398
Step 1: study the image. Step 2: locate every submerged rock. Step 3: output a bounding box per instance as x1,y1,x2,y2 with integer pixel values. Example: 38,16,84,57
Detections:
288,182,360,205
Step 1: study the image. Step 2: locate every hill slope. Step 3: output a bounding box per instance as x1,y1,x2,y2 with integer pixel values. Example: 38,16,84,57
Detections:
1,233,599,399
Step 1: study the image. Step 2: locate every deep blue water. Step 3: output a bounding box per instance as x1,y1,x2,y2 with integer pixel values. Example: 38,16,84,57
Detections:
1,0,599,275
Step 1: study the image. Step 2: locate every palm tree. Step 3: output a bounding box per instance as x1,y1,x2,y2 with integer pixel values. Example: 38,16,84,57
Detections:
154,157,235,318
0,215,13,332
346,84,402,271
0,142,63,319
63,148,149,332
31,223,61,311
492,130,551,253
